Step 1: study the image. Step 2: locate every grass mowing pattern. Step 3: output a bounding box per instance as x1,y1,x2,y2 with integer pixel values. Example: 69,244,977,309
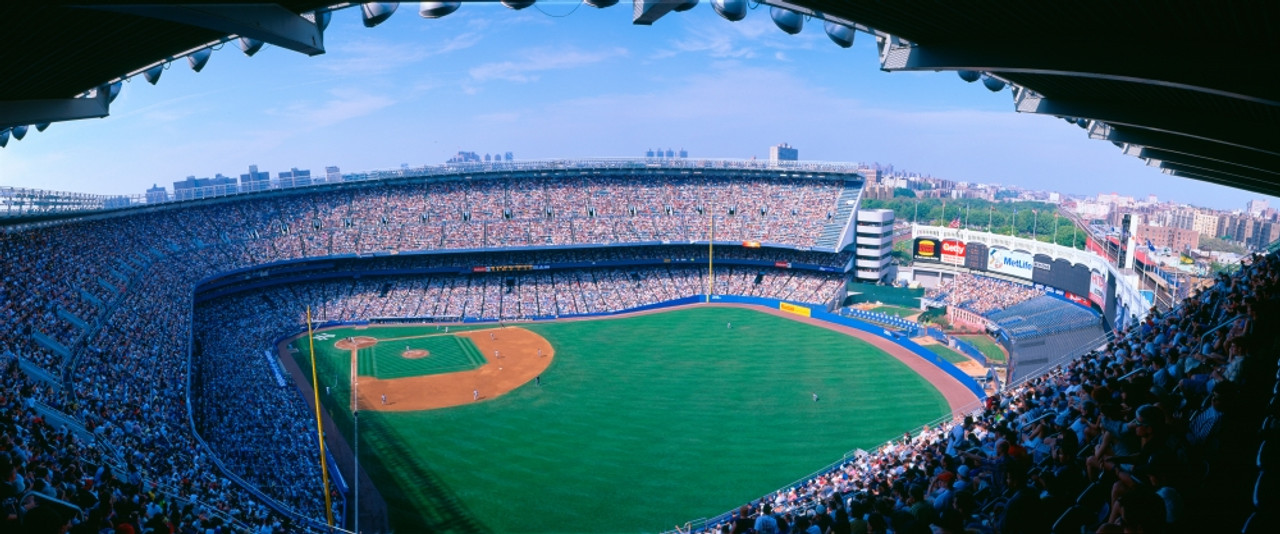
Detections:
294,307,949,533
925,344,970,364
361,335,485,379
302,325,489,380
957,334,1006,363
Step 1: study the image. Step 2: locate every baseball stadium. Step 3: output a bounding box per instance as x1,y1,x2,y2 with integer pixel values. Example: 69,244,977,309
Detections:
3,2,1280,534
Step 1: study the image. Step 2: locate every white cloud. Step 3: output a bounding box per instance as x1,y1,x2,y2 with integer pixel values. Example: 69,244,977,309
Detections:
265,88,396,130
321,31,483,76
469,47,629,83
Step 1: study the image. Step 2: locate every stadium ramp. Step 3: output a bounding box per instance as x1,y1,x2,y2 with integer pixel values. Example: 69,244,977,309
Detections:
815,180,864,250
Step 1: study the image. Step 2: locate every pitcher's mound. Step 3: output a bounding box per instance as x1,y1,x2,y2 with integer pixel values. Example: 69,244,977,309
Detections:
402,349,430,359
335,336,378,350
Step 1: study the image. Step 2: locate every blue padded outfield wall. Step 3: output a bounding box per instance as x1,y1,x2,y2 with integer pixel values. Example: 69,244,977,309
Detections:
299,294,986,401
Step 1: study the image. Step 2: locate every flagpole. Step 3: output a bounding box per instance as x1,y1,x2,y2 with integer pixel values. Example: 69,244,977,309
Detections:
307,307,335,527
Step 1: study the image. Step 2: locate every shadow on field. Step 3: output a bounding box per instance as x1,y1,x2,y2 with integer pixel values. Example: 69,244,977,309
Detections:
358,421,491,534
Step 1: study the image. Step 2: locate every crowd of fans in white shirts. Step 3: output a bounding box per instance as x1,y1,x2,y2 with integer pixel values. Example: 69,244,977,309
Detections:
926,273,1046,315
184,263,845,525
0,173,852,532
0,170,1275,533
702,253,1278,534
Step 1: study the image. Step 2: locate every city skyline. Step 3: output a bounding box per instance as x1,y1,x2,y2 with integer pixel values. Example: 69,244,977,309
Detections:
0,3,1275,211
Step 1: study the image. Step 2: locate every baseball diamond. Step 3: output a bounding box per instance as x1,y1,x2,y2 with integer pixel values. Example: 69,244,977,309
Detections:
275,304,963,533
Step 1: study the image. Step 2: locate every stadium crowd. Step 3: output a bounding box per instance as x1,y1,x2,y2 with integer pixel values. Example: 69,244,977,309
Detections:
4,169,1273,533
0,173,851,373
927,273,1045,315
182,264,844,526
701,252,1278,534
0,172,856,532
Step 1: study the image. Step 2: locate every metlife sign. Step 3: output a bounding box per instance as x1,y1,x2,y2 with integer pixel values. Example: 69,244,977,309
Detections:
988,248,1034,279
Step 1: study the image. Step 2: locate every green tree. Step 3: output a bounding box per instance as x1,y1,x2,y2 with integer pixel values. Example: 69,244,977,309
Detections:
893,188,917,198
1198,235,1246,254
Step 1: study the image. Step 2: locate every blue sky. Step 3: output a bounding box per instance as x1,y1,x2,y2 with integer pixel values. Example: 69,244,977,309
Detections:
0,2,1271,211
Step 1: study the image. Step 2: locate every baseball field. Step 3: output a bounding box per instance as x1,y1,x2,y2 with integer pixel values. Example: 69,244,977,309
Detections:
284,305,954,533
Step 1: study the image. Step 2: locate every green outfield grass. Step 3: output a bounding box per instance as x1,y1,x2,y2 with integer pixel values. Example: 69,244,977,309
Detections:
870,304,921,318
290,307,950,533
925,344,970,364
957,334,1007,363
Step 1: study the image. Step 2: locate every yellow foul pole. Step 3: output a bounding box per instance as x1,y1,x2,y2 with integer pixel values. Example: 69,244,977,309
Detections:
307,306,335,527
707,213,714,302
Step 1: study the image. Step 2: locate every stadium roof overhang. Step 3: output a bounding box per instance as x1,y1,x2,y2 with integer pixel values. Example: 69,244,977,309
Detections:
2,1,1278,197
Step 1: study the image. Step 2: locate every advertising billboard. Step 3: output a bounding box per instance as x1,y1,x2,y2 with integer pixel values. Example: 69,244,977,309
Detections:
1089,270,1107,307
965,242,989,271
940,239,966,265
988,248,1034,279
913,238,940,262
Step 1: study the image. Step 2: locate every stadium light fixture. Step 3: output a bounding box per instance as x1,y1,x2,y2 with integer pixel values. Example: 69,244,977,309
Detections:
770,6,803,35
315,8,333,31
1076,118,1090,129
11,125,28,141
711,0,747,22
957,70,981,83
673,0,699,12
0,129,8,148
107,81,122,103
239,36,265,57
501,0,535,10
362,2,399,27
143,64,165,85
418,2,460,19
823,21,855,48
35,123,49,132
188,47,213,72
981,75,1006,92
583,0,618,7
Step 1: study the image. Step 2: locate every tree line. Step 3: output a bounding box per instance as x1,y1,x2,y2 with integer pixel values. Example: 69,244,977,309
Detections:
863,196,1089,250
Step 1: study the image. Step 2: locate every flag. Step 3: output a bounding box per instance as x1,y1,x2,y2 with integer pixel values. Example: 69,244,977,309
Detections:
949,218,961,228
1146,239,1156,252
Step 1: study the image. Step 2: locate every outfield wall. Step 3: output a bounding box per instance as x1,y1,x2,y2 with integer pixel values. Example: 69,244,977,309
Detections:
295,295,985,401
253,293,984,531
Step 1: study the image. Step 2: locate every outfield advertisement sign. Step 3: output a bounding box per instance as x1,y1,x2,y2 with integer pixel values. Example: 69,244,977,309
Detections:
1089,271,1107,306
913,238,940,262
940,239,966,265
987,249,1034,279
472,264,551,273
778,301,812,317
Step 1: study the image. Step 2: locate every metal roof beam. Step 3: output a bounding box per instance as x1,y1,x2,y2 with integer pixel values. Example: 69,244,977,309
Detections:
879,42,1280,107
1155,160,1279,193
1137,147,1280,180
0,90,109,129
1017,90,1280,156
1158,165,1280,198
1090,123,1280,175
632,0,682,25
84,4,324,56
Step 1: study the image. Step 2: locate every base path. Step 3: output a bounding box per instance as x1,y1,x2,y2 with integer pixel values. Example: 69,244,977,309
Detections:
355,327,554,412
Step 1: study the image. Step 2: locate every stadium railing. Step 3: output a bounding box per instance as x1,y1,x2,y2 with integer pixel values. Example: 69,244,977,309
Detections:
184,289,354,534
